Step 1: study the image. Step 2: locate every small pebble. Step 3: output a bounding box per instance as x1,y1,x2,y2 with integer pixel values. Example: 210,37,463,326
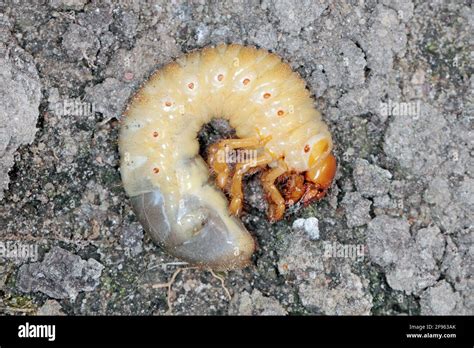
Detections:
292,217,320,240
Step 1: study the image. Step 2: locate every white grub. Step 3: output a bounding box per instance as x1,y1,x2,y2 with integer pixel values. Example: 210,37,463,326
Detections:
119,44,334,269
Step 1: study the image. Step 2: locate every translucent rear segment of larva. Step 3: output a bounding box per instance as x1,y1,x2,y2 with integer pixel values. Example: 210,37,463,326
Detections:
119,44,336,270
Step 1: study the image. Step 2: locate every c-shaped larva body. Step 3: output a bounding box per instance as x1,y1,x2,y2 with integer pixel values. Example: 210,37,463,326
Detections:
119,44,336,270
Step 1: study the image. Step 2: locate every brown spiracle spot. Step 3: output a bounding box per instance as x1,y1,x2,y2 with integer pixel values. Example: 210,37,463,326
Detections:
165,101,172,107
188,82,194,89
263,93,271,99
304,144,310,153
153,131,159,138
277,110,284,116
153,167,160,174
217,74,224,81
243,78,250,85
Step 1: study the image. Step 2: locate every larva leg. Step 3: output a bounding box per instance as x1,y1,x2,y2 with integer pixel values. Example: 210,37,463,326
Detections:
229,150,274,216
208,135,271,189
262,161,288,222
220,136,271,148
207,143,232,189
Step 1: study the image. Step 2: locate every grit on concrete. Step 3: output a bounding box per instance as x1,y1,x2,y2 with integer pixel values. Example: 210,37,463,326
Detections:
0,0,472,315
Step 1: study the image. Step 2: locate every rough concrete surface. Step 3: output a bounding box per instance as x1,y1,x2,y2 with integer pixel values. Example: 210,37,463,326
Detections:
0,0,472,315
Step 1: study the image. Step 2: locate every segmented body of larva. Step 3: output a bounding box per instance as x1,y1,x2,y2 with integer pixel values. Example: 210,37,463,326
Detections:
119,44,336,270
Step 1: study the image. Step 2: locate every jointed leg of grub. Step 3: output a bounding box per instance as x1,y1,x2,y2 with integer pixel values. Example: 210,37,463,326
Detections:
229,150,274,216
207,135,271,189
262,161,288,222
207,143,231,189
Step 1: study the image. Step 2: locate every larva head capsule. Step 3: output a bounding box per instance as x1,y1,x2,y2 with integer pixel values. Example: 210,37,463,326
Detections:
305,153,336,193
299,137,337,205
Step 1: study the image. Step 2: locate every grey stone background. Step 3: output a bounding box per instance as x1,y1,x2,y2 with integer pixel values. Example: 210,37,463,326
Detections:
0,0,472,315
